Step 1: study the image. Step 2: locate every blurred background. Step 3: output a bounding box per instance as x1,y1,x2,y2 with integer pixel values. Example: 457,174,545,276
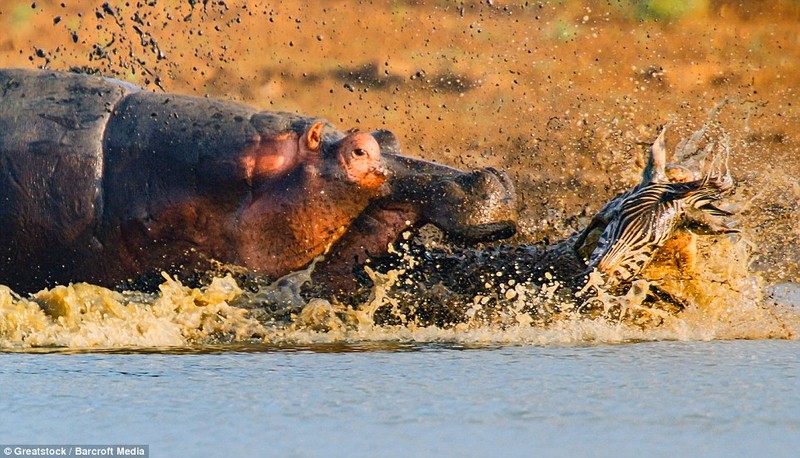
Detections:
1,0,798,280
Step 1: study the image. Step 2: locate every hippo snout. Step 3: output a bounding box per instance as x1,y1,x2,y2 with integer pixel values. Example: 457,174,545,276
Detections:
381,153,518,243
425,167,518,242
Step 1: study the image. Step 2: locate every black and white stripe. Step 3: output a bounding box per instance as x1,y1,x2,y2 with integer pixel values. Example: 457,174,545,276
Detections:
588,174,733,283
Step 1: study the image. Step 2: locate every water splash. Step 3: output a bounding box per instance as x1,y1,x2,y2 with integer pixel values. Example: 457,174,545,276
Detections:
0,274,264,349
1,228,795,351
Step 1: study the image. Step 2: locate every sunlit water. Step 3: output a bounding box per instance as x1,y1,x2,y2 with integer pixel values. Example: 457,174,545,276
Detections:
1,341,798,457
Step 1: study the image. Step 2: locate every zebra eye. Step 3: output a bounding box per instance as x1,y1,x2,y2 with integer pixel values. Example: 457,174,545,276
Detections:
352,148,367,157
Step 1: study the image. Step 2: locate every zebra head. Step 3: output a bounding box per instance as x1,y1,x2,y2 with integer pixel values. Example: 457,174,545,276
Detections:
583,126,735,285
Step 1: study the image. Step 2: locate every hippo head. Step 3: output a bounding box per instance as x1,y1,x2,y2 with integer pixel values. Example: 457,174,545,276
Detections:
323,130,388,191
312,132,518,293
370,130,518,242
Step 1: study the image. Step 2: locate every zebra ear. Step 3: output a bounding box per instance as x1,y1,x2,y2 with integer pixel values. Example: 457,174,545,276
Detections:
643,124,669,184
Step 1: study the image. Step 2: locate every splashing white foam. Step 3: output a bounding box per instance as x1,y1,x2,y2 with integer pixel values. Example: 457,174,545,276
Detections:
0,233,796,350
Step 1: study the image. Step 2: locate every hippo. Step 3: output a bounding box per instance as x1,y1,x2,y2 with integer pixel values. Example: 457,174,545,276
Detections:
0,68,517,293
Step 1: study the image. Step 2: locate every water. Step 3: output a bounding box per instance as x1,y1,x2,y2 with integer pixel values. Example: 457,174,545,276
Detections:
1,340,797,457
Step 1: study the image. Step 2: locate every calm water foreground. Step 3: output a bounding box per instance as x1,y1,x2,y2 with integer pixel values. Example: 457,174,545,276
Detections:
1,340,798,458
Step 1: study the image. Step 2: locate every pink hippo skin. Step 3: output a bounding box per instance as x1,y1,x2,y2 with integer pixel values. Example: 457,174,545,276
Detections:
239,121,323,183
236,130,388,276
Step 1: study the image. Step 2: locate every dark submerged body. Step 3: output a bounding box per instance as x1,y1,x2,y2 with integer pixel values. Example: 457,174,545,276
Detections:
0,69,517,293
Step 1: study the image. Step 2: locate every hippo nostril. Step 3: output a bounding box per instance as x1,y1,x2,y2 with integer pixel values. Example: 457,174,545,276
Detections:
496,170,516,194
467,170,492,187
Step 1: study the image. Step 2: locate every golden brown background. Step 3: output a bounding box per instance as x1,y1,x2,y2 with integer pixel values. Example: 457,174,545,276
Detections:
1,0,799,280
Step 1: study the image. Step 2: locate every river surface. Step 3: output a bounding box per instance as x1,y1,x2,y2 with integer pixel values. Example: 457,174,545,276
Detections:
1,340,798,458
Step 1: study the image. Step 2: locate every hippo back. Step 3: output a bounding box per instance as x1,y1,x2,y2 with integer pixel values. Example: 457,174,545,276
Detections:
0,69,138,287
101,91,330,204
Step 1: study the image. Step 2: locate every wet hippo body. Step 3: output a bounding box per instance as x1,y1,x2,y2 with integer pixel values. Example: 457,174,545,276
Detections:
100,90,388,282
0,68,518,293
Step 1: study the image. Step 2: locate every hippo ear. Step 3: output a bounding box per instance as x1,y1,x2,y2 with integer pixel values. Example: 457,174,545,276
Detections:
370,129,401,155
305,121,325,152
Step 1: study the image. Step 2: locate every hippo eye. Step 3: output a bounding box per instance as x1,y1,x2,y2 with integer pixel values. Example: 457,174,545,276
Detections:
352,148,367,157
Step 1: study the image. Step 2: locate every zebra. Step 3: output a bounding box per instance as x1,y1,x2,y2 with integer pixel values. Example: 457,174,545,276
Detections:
576,124,736,285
